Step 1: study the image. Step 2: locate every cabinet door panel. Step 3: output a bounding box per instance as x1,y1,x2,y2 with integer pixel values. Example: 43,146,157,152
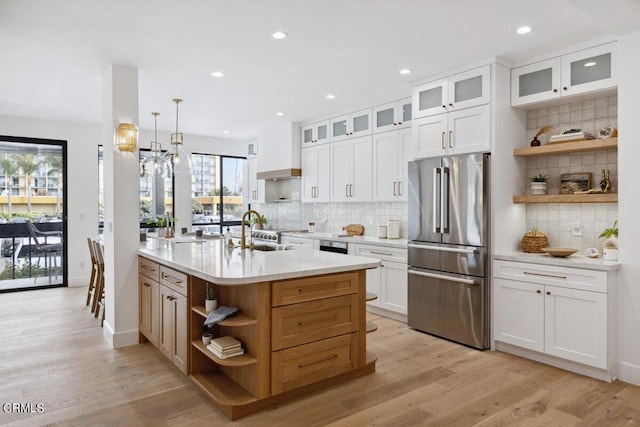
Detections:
330,143,351,202
331,115,349,142
398,98,412,129
373,102,397,134
545,285,607,369
301,148,317,202
351,109,372,137
494,278,544,352
365,267,381,308
174,292,187,374
316,120,330,144
397,128,412,201
380,261,407,314
448,66,490,111
316,145,331,202
301,124,314,147
449,104,491,155
413,114,447,159
372,131,399,201
511,57,562,106
562,43,616,96
159,286,175,359
350,136,372,202
414,79,447,118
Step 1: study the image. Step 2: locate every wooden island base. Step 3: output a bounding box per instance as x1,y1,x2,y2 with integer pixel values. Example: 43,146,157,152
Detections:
138,254,377,421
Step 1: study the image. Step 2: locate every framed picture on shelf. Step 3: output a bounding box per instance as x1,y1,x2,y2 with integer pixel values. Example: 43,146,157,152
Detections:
560,172,592,194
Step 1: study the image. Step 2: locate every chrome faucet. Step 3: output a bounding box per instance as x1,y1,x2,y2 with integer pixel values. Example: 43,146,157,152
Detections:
240,210,263,250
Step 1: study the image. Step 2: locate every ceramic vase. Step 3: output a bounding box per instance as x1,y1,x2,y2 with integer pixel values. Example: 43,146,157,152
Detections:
530,182,547,195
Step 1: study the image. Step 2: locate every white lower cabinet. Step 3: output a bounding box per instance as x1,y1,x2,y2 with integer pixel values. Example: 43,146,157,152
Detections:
356,244,407,317
281,236,316,250
493,259,616,379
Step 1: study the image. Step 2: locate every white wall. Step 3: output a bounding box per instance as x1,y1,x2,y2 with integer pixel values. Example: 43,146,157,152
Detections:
0,114,247,288
616,30,640,385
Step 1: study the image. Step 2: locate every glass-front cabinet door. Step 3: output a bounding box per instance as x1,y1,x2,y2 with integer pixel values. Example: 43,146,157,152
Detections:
511,57,562,106
448,65,490,112
315,120,330,145
350,109,372,138
373,102,397,133
399,98,412,129
561,43,616,96
414,79,448,119
301,124,314,147
331,115,349,142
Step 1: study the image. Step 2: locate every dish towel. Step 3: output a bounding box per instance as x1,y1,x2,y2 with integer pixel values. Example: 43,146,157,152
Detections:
202,306,240,331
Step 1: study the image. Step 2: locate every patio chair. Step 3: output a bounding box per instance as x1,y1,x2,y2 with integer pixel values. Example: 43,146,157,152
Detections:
25,220,63,280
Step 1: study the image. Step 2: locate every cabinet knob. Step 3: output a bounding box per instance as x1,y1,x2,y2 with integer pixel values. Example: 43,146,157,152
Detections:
546,291,551,295
536,289,541,294
449,103,453,107
442,105,446,108
398,122,402,125
563,86,568,91
553,89,558,93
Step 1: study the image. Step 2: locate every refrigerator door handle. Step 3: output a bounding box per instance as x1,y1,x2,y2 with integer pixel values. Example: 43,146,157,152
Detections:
433,167,441,233
409,269,479,286
441,167,449,233
408,243,479,254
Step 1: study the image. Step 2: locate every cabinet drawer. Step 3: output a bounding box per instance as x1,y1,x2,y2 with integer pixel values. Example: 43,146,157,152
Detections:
271,333,356,394
282,236,314,249
139,257,160,282
355,244,407,262
493,260,607,293
272,272,359,306
272,294,358,350
159,265,188,295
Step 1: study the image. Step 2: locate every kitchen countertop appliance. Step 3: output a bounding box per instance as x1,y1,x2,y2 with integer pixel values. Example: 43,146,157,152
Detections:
407,153,490,349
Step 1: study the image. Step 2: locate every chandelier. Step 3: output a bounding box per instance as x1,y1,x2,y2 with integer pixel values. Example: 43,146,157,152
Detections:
140,112,170,178
162,98,193,176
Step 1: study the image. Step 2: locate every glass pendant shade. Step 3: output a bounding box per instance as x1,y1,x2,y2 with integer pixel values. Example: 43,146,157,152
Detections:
166,98,192,176
140,112,171,178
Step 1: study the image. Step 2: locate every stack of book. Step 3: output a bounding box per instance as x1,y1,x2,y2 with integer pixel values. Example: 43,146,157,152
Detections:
206,336,244,359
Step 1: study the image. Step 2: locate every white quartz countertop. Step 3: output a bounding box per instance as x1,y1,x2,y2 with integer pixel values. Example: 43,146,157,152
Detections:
282,231,408,249
494,251,621,271
138,239,380,285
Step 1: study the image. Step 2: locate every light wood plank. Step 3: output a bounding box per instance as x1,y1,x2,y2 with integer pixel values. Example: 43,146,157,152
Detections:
513,137,617,157
513,193,618,203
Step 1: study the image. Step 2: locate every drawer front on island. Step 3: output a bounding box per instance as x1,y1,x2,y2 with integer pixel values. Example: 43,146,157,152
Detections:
272,272,359,306
272,294,358,350
139,257,160,282
160,265,188,294
271,333,356,394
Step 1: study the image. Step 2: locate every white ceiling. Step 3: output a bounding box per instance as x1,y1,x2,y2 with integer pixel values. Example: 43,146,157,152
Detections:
1,0,639,141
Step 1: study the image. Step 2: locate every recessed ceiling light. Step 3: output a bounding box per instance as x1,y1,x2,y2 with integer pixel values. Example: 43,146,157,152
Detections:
584,61,597,67
210,71,225,78
223,130,230,134
326,94,335,100
400,68,411,75
272,31,287,39
516,26,532,35
276,112,285,116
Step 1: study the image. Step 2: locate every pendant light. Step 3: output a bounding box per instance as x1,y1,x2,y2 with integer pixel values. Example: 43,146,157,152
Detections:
140,112,170,178
163,98,193,176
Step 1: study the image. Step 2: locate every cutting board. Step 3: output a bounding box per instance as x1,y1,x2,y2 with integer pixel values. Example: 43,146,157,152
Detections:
342,224,364,236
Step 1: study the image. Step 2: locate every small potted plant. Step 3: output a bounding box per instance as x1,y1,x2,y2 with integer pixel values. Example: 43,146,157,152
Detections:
530,174,549,195
599,220,618,261
205,282,217,313
147,215,177,238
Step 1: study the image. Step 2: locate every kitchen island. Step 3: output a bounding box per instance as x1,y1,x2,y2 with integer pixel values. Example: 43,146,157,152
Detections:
138,239,379,420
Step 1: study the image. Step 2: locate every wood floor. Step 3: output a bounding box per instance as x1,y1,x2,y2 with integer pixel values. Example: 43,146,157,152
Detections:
1,286,639,426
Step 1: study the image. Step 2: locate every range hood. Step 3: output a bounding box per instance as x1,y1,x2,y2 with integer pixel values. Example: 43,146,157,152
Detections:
256,121,301,180
256,168,301,180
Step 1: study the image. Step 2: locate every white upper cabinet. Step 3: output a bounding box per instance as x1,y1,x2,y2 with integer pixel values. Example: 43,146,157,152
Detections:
373,98,412,133
372,128,412,201
246,157,265,204
413,104,490,159
414,65,490,119
330,136,372,202
512,42,616,107
301,145,330,203
301,120,331,148
331,108,372,142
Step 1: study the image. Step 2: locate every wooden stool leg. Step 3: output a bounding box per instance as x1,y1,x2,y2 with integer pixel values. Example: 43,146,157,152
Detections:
86,238,97,307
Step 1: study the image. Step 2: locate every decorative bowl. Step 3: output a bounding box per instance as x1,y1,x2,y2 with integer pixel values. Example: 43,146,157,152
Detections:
541,247,578,257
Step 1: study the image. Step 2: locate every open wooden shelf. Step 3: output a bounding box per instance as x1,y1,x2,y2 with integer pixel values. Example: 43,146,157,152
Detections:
513,193,618,204
191,306,257,326
513,137,617,157
192,340,257,367
191,372,257,406
366,321,377,334
365,292,378,302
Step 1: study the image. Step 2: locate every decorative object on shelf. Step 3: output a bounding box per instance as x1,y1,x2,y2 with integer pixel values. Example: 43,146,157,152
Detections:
521,228,549,253
147,214,177,238
342,224,365,236
600,220,618,261
202,306,240,330
549,128,594,144
530,174,548,195
597,125,617,139
162,98,193,176
206,335,245,359
386,220,400,239
530,125,555,147
541,247,578,258
205,282,217,313
599,169,612,193
560,172,591,194
140,112,170,178
115,122,138,152
585,247,600,258
202,333,212,346
308,222,316,233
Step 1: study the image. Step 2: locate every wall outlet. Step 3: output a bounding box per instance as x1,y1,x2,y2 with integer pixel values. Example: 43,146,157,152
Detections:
572,222,582,237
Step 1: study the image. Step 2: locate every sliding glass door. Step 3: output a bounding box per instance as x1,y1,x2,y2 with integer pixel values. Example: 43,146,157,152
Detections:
0,136,67,292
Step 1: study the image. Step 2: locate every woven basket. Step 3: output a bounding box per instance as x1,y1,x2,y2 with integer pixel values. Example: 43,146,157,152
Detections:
521,228,549,253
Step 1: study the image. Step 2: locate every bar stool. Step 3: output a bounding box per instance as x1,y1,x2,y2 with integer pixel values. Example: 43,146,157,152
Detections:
92,241,105,326
86,238,98,309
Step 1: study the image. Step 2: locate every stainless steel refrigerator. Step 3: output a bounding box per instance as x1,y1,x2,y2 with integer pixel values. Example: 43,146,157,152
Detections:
407,153,490,349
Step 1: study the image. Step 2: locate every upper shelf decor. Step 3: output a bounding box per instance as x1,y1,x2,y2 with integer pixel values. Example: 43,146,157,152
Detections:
548,128,593,144
513,137,617,158
530,125,555,147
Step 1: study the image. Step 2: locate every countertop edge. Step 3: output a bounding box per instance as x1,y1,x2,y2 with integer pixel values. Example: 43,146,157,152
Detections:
493,252,621,271
282,232,408,249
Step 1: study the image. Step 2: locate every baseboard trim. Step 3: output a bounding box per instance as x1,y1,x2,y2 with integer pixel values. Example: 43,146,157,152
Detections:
68,276,89,287
619,361,640,386
102,322,139,348
366,305,407,323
